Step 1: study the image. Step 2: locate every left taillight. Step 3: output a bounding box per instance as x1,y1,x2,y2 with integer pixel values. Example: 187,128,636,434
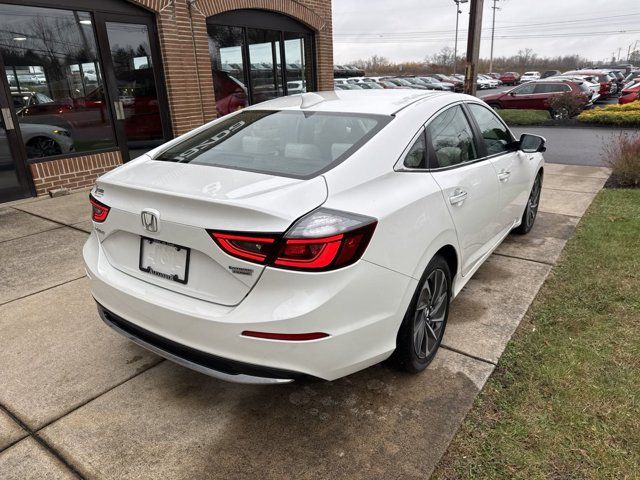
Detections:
89,193,110,223
208,208,377,272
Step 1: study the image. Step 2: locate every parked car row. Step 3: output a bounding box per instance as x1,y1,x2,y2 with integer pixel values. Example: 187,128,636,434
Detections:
334,75,464,92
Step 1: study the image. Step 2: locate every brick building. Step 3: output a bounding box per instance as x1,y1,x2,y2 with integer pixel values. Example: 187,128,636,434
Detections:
0,0,333,202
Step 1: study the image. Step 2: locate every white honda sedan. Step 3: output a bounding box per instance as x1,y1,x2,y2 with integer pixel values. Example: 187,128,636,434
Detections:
84,90,545,384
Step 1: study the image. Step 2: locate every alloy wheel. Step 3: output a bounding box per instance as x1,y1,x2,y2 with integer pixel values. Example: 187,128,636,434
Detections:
412,268,448,359
526,175,542,229
26,137,61,158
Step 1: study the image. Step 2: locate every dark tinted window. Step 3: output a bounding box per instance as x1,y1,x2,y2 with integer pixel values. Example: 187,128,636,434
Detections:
155,110,390,178
427,106,477,168
512,83,535,94
467,104,513,156
534,83,571,94
403,133,426,168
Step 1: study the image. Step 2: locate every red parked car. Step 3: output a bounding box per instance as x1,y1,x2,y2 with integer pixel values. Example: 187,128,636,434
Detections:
619,81,640,105
499,72,520,86
563,70,617,97
482,79,590,117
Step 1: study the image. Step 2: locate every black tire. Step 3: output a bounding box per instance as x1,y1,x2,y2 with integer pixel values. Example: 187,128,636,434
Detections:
513,171,542,235
25,136,62,158
487,102,501,111
550,107,569,120
391,254,451,373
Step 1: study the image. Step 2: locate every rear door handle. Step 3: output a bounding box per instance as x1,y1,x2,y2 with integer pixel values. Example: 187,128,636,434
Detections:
449,189,468,205
498,170,511,182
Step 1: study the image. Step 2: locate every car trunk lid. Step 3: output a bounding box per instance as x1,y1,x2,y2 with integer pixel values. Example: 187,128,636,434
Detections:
93,157,327,306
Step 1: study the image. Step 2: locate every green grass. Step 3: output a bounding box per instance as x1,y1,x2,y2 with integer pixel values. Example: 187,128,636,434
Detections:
497,109,552,125
434,188,640,480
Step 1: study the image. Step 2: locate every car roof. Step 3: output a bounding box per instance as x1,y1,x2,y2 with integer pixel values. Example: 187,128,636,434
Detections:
245,89,451,116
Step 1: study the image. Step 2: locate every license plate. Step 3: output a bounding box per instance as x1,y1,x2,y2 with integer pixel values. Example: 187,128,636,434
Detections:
139,237,190,284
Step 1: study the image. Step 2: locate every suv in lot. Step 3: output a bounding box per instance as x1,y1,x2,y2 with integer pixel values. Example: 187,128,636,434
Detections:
564,70,617,97
499,72,520,85
482,79,590,116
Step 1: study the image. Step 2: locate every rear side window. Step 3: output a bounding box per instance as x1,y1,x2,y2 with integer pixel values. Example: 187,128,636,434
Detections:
427,106,477,168
467,104,513,156
534,83,571,93
155,110,391,178
403,133,427,168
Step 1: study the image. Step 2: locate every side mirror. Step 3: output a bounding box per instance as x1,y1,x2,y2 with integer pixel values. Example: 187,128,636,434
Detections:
509,91,516,96
519,133,546,153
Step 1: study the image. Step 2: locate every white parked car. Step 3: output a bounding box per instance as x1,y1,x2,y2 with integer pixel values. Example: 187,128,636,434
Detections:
84,90,545,384
520,71,541,82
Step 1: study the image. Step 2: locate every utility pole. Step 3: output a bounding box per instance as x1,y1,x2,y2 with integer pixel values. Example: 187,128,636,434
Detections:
489,0,499,74
453,0,469,75
464,0,484,95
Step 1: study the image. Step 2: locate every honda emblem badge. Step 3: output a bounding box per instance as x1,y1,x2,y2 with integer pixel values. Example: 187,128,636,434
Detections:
141,209,160,233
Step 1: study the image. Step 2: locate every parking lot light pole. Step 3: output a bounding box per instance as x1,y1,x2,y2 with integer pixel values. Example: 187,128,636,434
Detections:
453,0,468,75
489,0,500,74
464,0,484,96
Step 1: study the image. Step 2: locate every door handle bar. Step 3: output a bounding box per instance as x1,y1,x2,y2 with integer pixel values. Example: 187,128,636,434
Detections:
449,189,468,205
498,170,511,182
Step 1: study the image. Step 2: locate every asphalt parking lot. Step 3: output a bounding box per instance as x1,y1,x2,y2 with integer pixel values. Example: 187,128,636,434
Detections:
0,162,610,479
476,85,625,167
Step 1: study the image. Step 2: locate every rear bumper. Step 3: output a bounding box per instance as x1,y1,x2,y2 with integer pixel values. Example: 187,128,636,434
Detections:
84,232,416,381
97,304,302,384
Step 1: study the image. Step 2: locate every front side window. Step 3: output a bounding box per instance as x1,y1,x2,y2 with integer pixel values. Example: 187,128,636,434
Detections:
427,106,477,168
467,104,513,156
155,110,390,178
512,83,535,95
0,4,116,159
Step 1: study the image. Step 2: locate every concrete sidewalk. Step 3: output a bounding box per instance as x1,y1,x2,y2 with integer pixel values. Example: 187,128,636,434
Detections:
0,163,610,480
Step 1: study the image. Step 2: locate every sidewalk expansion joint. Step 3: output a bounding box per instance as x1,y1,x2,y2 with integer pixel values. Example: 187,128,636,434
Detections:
0,276,87,307
0,225,65,245
492,251,555,267
543,186,600,195
35,359,165,434
10,206,90,235
440,344,498,366
0,403,85,480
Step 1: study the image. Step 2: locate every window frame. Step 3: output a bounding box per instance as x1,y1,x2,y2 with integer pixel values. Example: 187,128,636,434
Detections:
463,101,517,161
425,103,484,171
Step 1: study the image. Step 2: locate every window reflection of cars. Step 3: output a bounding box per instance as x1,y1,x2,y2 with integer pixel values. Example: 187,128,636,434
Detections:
0,121,74,160
212,70,248,117
11,91,54,109
287,81,305,94
17,78,163,143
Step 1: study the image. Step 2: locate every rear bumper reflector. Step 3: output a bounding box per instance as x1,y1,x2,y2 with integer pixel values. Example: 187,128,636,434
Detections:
241,331,329,341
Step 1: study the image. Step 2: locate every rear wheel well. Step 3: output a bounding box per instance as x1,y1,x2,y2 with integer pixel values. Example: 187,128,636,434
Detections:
435,245,458,278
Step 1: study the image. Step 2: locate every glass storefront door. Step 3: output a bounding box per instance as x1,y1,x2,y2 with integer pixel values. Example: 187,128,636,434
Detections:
0,81,32,202
247,29,283,104
207,10,316,118
102,20,169,159
0,2,172,203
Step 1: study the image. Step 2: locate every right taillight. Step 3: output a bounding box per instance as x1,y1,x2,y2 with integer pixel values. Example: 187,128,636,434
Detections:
208,208,377,272
89,193,110,223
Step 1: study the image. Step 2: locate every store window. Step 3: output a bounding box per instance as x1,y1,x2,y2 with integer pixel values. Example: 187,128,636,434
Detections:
207,10,315,117
0,4,116,159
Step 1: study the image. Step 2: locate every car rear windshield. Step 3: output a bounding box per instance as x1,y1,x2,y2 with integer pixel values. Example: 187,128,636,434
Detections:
154,110,391,179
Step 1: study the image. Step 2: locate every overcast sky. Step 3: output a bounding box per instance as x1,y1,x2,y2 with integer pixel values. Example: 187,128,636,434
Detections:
332,0,640,63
